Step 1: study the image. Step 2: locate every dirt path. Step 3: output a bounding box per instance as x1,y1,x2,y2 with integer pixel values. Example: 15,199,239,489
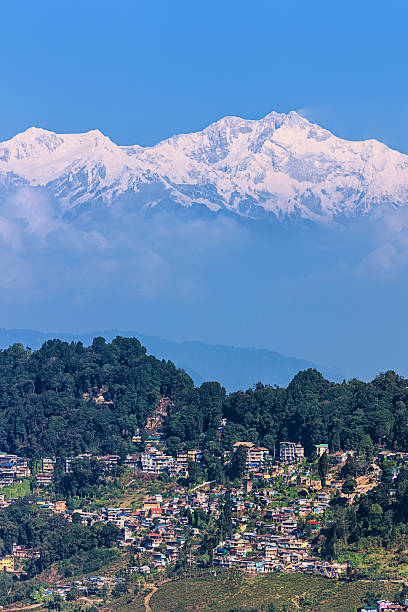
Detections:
124,478,136,488
144,578,171,612
5,604,42,611
144,584,158,612
190,480,213,492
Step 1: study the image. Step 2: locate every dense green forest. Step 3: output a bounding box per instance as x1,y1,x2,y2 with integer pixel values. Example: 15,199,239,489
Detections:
0,337,192,457
0,337,408,459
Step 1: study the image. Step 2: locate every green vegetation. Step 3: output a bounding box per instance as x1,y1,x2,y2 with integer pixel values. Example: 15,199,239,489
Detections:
1,337,408,608
144,570,400,612
0,336,192,458
0,498,121,576
2,476,31,499
1,338,408,464
319,462,408,576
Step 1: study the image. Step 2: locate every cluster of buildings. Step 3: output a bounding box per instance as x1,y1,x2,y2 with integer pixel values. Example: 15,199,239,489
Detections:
211,484,335,575
138,445,202,477
0,450,126,492
360,603,408,611
278,442,337,464
65,453,121,473
35,575,119,601
0,452,30,487
213,532,347,577
63,490,209,568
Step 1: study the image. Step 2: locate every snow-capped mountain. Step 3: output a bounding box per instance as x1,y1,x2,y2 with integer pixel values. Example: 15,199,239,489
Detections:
1,110,408,221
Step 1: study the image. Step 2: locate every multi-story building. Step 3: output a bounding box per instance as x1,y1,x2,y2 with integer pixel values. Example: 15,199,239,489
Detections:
141,449,173,474
187,449,202,463
36,472,53,486
15,457,30,478
55,500,67,514
279,442,305,464
42,457,56,473
125,454,140,469
315,444,329,457
246,446,270,471
0,453,31,481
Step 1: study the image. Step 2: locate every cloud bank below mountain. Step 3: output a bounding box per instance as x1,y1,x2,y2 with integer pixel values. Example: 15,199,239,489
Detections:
0,184,407,382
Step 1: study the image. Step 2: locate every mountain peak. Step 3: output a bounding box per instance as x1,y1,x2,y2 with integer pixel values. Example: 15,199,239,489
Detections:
1,111,408,221
23,126,52,135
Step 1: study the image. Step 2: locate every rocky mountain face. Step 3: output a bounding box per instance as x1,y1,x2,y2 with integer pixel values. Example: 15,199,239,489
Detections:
1,111,408,222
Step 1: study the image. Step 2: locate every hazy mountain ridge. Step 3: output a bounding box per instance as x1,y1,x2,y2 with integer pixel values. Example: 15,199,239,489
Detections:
0,328,333,391
1,111,408,222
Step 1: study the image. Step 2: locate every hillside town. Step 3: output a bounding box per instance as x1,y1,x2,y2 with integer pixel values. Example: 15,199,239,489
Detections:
1,393,408,611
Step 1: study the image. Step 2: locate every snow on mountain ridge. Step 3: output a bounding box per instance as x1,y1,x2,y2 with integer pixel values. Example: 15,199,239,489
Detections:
1,111,408,221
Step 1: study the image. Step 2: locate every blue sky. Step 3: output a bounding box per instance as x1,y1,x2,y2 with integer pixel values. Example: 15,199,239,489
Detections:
2,0,408,151
2,0,408,381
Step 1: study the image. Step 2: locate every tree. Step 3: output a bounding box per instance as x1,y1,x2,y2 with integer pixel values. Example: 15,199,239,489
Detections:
217,491,233,540
45,593,65,611
342,477,357,496
398,583,408,605
66,587,79,601
187,460,202,485
364,590,382,607
341,455,358,479
71,512,82,524
318,451,329,487
229,446,247,481
111,582,127,598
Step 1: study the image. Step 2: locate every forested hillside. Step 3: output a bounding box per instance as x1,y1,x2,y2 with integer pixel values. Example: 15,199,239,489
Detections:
0,336,407,459
0,337,192,457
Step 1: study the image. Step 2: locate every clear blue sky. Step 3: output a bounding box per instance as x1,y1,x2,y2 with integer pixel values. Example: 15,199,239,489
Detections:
1,0,408,152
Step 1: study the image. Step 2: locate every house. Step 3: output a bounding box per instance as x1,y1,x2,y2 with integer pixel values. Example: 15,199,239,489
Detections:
233,441,255,452
12,544,30,559
55,500,67,514
125,454,140,469
187,449,202,462
0,555,14,571
97,455,120,470
315,444,329,457
328,451,347,464
377,602,407,611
